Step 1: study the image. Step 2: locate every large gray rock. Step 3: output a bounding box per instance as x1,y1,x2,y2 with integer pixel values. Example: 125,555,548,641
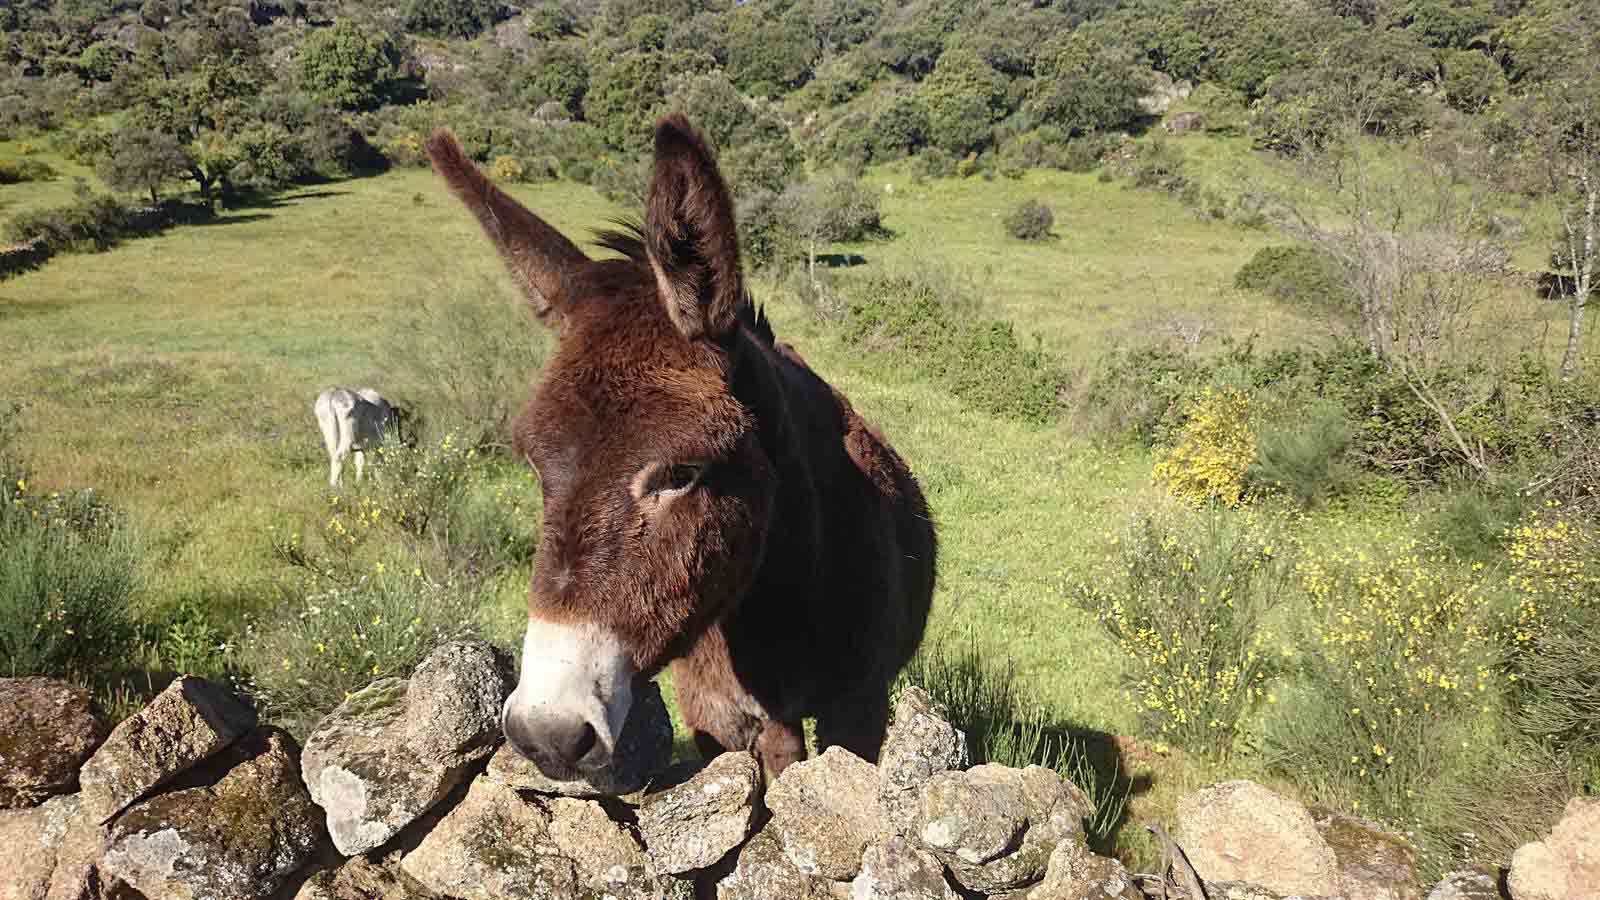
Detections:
99,728,324,900
0,678,107,809
914,764,1087,894
545,796,655,892
43,792,114,900
1427,869,1507,900
878,687,967,835
638,752,761,875
1174,781,1340,898
0,794,82,900
1508,796,1600,900
77,676,255,821
1009,840,1143,900
1315,809,1421,900
485,680,673,798
767,746,884,880
850,836,959,900
301,679,469,856
399,778,579,900
716,827,835,900
403,640,510,767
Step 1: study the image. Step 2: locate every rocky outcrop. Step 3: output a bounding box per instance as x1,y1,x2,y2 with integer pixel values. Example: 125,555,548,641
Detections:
301,639,509,856
853,836,961,900
77,676,256,822
0,678,106,809
399,778,581,900
767,746,883,879
1507,796,1600,900
1175,780,1341,898
484,679,673,798
879,687,969,834
637,752,762,875
916,764,1088,894
99,729,324,900
1314,809,1421,900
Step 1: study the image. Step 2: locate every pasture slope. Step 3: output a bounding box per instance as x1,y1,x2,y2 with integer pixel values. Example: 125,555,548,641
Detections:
0,148,1589,872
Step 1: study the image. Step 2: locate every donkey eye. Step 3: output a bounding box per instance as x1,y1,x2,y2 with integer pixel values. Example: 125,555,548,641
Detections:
661,464,702,494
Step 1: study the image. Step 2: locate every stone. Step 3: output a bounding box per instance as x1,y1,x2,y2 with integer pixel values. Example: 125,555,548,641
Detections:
1164,111,1208,133
1508,796,1600,900
878,687,968,835
716,827,835,900
100,728,325,900
485,680,673,798
43,792,113,900
1204,885,1335,900
301,678,472,856
77,676,255,821
399,778,580,900
404,639,509,767
1427,869,1507,900
1174,780,1340,898
914,764,1087,894
637,752,761,875
1314,809,1421,900
850,836,959,900
545,797,649,888
0,794,82,900
0,678,107,809
1011,840,1143,900
767,746,884,879
292,854,439,900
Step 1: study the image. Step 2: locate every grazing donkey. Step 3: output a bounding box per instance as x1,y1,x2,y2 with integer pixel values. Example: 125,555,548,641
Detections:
313,387,407,487
426,116,936,783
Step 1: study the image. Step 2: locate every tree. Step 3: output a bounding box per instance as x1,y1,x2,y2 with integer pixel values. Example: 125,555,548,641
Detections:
95,127,188,204
294,20,402,111
520,41,588,117
777,174,882,286
402,0,498,38
918,46,1004,155
1024,33,1152,138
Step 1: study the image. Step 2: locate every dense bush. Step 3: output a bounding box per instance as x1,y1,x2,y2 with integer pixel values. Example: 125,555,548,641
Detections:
1024,32,1153,137
839,269,1069,424
1233,245,1356,314
402,0,499,38
1153,386,1258,507
1247,400,1355,508
1003,199,1055,241
3,188,201,253
1078,509,1290,755
294,20,404,111
0,157,56,184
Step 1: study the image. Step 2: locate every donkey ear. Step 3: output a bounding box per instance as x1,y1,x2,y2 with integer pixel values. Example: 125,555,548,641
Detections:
426,128,589,327
644,115,743,342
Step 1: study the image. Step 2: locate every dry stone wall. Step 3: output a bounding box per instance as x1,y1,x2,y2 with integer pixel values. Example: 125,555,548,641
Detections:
2,642,1595,900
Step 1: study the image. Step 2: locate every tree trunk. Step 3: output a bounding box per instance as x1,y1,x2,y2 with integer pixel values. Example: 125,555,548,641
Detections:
1559,179,1596,380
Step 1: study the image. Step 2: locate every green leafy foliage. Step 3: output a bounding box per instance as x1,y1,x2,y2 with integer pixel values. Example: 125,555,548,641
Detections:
1024,33,1152,138
1003,199,1054,241
294,20,403,111
1234,245,1357,314
402,0,499,38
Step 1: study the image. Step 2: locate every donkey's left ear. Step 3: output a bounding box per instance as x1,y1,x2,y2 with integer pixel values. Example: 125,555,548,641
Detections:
644,114,743,342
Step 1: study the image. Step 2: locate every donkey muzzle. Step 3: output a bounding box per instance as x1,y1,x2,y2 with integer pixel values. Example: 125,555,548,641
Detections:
501,619,634,782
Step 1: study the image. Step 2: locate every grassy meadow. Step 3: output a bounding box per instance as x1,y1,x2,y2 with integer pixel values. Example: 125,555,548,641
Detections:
3,140,1596,874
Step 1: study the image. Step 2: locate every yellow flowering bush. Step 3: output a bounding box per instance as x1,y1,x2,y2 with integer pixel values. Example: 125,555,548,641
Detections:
1504,502,1597,639
1268,537,1501,822
1153,386,1257,507
1078,509,1290,755
491,154,526,181
1503,504,1599,747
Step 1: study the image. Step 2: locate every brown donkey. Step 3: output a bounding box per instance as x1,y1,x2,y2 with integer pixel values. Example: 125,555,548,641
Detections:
425,115,936,783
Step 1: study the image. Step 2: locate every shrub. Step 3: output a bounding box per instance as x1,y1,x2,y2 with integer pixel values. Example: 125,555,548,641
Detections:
899,634,1130,850
1427,482,1528,562
1003,200,1054,241
1266,536,1502,826
1234,245,1356,314
1247,400,1355,508
402,0,499,38
232,571,482,735
0,157,56,184
1153,386,1258,507
294,20,403,111
0,405,137,681
1129,138,1189,194
1077,344,1212,447
1077,508,1290,756
839,270,1069,424
378,268,550,450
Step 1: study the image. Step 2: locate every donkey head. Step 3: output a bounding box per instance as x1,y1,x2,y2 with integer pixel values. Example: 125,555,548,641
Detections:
427,117,778,781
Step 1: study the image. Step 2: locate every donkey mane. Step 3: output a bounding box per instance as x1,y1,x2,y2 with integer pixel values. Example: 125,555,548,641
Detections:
591,221,776,349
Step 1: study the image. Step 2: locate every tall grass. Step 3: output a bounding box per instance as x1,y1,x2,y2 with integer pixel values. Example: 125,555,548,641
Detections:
898,634,1131,850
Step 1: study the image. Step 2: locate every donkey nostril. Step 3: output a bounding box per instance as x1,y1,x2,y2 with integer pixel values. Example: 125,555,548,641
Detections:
564,721,598,766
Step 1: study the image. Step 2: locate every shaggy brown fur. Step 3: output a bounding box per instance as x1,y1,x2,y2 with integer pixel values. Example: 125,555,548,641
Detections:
426,115,936,776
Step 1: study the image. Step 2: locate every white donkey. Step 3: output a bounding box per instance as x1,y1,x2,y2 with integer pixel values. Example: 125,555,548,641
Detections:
313,387,406,487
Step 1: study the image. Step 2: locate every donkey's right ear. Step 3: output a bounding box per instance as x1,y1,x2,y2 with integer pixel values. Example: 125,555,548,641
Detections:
426,128,589,327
